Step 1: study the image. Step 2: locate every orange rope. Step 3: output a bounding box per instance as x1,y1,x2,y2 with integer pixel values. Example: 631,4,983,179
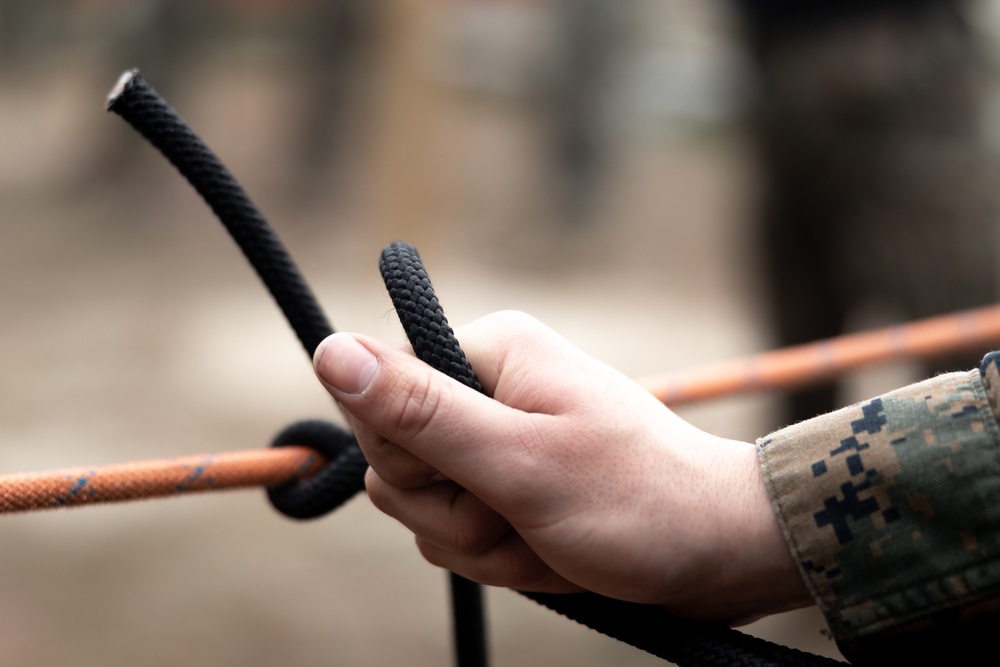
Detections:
4,303,1000,515
0,447,324,514
638,303,1000,406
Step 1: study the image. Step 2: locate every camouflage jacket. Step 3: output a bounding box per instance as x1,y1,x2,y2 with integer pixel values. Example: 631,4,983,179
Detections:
757,352,1000,664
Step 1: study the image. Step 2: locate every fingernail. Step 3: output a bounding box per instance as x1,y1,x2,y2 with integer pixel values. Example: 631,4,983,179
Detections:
315,333,379,395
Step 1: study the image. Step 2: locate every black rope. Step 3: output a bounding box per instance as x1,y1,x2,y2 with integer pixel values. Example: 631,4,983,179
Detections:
107,70,488,667
106,70,332,357
376,243,846,667
525,593,845,667
106,69,847,666
267,420,367,520
380,242,490,667
380,244,484,393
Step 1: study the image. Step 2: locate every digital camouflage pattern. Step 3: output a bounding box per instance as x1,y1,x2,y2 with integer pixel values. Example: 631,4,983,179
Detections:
758,352,1000,661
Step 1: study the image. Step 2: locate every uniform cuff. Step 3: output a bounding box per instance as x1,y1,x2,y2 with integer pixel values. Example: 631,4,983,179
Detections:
757,360,1000,650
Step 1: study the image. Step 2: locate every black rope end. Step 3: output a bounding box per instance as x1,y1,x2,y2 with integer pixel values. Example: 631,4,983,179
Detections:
106,69,141,111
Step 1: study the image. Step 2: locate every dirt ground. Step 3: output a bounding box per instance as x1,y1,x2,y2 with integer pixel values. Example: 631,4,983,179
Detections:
0,17,882,665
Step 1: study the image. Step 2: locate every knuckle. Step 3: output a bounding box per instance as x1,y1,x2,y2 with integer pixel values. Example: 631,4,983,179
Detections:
364,467,392,511
495,548,554,590
389,370,447,440
446,494,504,556
375,466,423,490
415,534,552,591
367,441,438,490
448,528,486,556
478,311,544,346
481,309,534,328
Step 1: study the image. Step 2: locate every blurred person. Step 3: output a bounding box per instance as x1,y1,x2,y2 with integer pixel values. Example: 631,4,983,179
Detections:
730,0,1000,427
544,0,627,227
290,0,380,204
439,0,628,228
311,311,1000,663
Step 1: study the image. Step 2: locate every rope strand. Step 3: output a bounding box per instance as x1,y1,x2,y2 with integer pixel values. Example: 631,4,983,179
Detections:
0,447,322,514
106,69,333,357
4,302,998,513
106,70,488,667
639,303,1000,406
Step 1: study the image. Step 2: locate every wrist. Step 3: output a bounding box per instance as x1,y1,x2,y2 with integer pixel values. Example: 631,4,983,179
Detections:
718,439,813,624
657,434,812,625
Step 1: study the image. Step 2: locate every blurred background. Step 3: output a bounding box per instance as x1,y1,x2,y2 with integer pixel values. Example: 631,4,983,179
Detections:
3,1,1000,664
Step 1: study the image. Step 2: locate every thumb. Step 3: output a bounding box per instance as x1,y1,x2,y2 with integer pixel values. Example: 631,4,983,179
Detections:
313,332,523,485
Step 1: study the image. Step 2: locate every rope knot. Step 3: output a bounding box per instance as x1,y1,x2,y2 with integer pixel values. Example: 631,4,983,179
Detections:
267,420,367,520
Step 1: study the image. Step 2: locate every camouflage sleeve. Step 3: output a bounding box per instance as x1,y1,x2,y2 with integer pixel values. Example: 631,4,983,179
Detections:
757,352,1000,663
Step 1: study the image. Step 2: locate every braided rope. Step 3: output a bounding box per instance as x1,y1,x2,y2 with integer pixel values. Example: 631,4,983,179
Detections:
2,300,997,514
6,66,995,665
641,303,1000,406
527,593,845,667
106,70,488,667
380,243,484,393
379,242,489,667
372,242,847,667
106,70,332,357
0,68,892,665
0,447,322,513
267,420,368,520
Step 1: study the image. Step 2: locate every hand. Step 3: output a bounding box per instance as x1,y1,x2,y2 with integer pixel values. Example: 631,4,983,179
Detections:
313,311,810,624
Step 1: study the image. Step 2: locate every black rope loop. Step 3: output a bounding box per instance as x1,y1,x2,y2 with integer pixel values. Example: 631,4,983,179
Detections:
380,242,484,393
379,241,489,667
267,420,367,520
